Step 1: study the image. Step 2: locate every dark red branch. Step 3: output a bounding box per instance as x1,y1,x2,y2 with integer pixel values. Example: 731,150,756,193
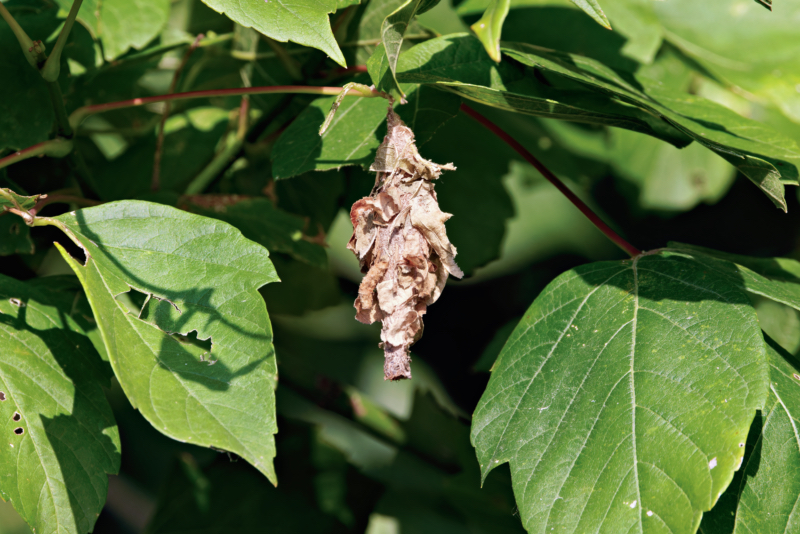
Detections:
460,103,642,257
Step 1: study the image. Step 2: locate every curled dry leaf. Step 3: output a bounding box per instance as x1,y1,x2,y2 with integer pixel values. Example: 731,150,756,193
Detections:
348,107,462,381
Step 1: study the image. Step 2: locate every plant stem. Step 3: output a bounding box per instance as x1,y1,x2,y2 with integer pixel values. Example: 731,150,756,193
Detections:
32,194,100,214
0,138,73,171
0,1,37,67
48,82,73,138
460,103,642,258
69,85,383,130
152,34,204,192
41,0,83,81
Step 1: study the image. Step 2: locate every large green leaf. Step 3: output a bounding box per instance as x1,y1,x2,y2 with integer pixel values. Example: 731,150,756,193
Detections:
0,274,120,534
53,201,280,484
726,337,800,533
197,0,347,67
394,34,691,146
271,82,460,179
471,250,769,533
54,0,170,60
499,40,800,210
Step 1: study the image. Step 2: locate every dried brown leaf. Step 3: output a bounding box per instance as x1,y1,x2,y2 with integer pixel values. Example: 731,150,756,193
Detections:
348,107,460,381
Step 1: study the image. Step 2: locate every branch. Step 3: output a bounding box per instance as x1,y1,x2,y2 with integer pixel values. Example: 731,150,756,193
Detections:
70,85,385,130
460,103,642,257
0,139,73,171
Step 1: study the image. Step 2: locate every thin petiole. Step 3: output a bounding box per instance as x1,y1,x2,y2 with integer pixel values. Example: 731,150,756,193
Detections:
460,103,642,258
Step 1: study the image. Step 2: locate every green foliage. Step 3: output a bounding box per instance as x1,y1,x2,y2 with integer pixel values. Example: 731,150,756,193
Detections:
3,0,800,533
0,275,120,534
54,201,280,483
472,250,768,533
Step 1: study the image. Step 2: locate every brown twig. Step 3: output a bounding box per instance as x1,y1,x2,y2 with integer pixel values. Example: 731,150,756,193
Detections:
69,85,382,130
460,103,642,257
152,34,204,192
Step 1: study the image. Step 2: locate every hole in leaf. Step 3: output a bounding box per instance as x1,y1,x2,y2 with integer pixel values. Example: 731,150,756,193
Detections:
9,298,24,307
172,330,214,363
12,413,20,422
0,392,5,401
9,223,19,235
794,373,800,381
13,427,23,435
115,288,150,315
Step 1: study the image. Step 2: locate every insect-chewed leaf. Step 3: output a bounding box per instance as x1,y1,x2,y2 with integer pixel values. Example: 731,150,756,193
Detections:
0,275,120,534
472,250,769,534
53,201,280,484
348,108,460,381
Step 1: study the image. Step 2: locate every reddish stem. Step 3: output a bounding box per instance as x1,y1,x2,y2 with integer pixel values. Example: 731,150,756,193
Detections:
460,103,641,258
70,85,366,127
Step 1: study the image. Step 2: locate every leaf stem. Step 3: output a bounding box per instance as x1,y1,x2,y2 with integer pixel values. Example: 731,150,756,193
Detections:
0,1,37,66
41,0,83,81
460,103,642,257
48,81,73,138
69,85,384,130
0,138,73,171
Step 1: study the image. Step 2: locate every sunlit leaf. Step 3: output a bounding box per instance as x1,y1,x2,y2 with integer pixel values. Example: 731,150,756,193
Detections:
196,0,347,67
472,249,768,533
54,201,280,484
0,275,120,534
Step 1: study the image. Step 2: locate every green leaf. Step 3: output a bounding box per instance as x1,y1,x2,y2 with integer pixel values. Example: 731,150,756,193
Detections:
471,250,769,533
54,0,170,60
0,215,34,256
53,201,280,484
395,34,690,146
341,0,430,66
724,337,800,533
566,125,737,212
0,8,56,151
470,0,510,62
0,189,40,212
0,274,120,534
271,81,459,180
570,0,610,29
185,197,328,268
379,0,441,94
500,41,800,210
197,0,347,67
665,242,800,315
651,0,799,122
367,42,392,90
23,275,110,363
